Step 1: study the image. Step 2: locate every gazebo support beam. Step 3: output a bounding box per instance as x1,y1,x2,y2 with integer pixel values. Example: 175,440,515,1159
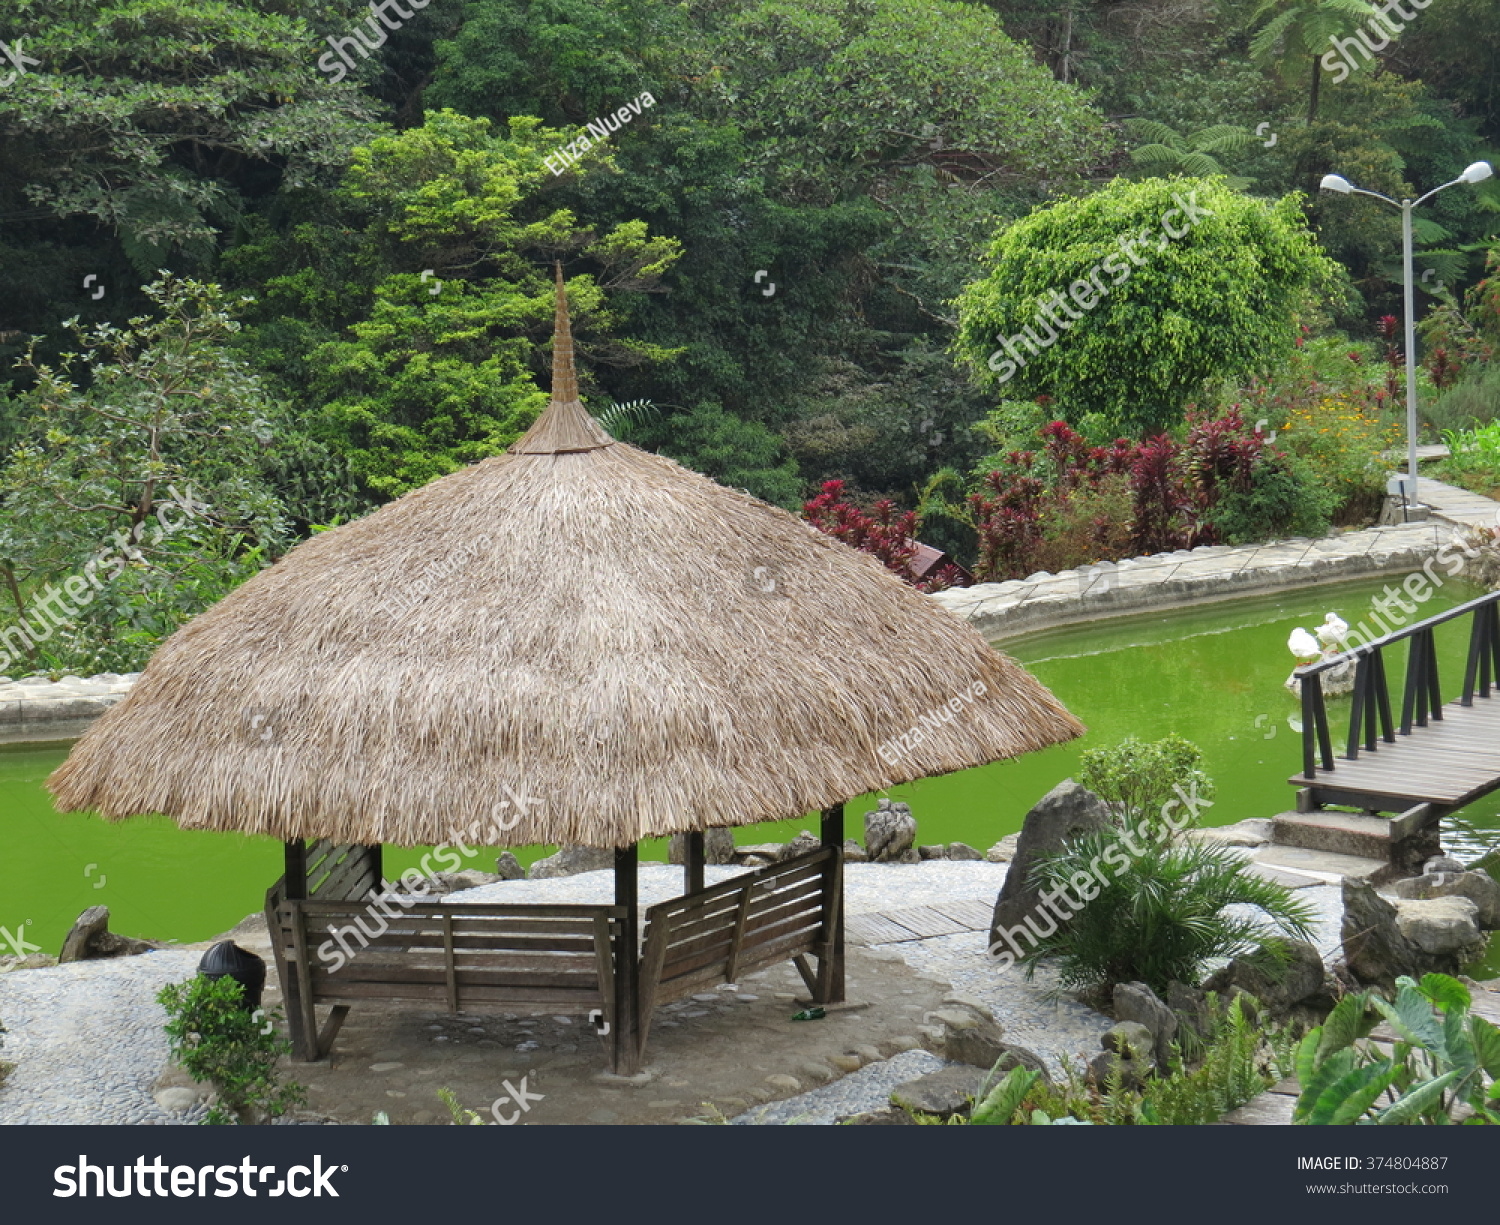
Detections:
816,804,846,1004
685,830,706,895
612,843,641,1075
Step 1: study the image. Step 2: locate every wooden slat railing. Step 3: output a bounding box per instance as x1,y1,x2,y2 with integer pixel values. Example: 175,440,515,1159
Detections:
1296,589,1500,779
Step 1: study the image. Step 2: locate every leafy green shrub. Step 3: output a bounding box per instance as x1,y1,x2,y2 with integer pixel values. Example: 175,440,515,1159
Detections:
158,975,305,1125
1075,733,1213,831
1424,362,1500,434
1019,829,1317,999
1294,974,1500,1125
969,996,1289,1124
1435,417,1500,498
1207,452,1338,544
953,177,1341,437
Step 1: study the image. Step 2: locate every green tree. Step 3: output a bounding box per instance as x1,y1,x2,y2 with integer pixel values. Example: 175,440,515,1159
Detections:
1249,0,1380,124
0,276,298,674
260,110,681,498
953,177,1342,436
0,0,377,347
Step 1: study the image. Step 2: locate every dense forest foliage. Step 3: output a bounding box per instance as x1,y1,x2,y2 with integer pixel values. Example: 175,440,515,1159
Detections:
2,0,1499,671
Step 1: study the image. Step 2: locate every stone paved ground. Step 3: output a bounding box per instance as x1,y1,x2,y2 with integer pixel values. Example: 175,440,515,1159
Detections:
0,860,1362,1126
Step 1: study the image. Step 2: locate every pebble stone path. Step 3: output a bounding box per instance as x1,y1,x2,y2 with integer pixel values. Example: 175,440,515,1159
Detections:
0,949,203,1124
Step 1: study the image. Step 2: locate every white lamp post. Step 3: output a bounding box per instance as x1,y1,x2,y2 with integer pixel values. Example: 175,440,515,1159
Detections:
1319,161,1493,509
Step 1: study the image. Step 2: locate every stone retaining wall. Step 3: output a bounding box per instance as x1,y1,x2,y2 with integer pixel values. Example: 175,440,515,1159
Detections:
931,520,1462,643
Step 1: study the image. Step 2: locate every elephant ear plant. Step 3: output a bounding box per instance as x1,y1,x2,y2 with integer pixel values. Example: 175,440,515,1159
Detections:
1294,974,1500,1125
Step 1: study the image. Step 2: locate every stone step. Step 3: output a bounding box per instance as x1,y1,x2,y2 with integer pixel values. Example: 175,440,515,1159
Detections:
1272,810,1393,860
1252,843,1393,884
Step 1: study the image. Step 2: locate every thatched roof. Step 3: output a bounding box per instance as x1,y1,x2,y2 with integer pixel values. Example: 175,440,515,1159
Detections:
48,269,1082,848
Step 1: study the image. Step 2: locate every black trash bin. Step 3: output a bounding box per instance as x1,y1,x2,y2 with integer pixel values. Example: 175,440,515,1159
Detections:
197,941,267,1012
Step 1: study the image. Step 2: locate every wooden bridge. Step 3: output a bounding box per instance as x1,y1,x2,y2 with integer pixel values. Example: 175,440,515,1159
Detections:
1290,590,1500,838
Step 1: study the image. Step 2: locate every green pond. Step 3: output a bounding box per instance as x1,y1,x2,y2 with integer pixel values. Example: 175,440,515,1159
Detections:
4,575,1500,962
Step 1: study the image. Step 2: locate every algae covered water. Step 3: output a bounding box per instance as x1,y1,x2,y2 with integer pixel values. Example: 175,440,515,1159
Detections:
4,576,1498,953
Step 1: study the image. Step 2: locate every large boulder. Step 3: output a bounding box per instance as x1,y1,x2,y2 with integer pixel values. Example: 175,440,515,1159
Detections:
668,828,737,866
865,799,917,863
989,780,1113,956
1201,939,1327,1012
1113,981,1177,1070
58,906,159,963
528,845,615,879
1342,879,1485,985
889,1065,982,1119
1381,871,1500,929
1395,897,1486,959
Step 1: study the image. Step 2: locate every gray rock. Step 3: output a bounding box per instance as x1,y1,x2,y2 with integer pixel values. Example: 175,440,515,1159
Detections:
153,1087,203,1113
865,799,917,863
1166,980,1212,1045
1189,818,1272,848
1089,1049,1146,1092
668,828,737,866
990,780,1113,954
839,1107,917,1125
946,841,983,861
918,844,945,861
493,852,526,881
1424,855,1466,876
1382,871,1500,928
889,1065,980,1119
1395,897,1485,958
1103,1021,1154,1059
1201,939,1326,1011
1341,879,1484,984
1113,982,1177,1070
842,839,869,864
58,906,159,962
432,869,502,894
528,845,615,879
940,1007,1009,1071
779,831,821,862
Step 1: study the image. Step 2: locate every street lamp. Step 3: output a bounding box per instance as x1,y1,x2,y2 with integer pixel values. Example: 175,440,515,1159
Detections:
1318,161,1493,510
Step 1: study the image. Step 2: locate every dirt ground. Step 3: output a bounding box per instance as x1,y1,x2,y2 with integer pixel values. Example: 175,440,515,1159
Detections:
159,914,954,1125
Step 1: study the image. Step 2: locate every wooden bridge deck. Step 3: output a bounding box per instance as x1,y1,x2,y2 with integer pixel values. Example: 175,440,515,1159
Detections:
1292,590,1500,816
1290,693,1500,810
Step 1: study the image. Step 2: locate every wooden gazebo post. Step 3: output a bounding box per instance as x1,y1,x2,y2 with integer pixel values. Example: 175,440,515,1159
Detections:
612,843,640,1075
817,804,845,1004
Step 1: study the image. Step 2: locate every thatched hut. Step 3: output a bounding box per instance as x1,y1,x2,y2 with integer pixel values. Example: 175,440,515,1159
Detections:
49,268,1082,1073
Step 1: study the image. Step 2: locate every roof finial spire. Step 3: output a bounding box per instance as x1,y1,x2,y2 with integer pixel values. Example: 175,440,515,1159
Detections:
551,261,580,405
508,263,614,454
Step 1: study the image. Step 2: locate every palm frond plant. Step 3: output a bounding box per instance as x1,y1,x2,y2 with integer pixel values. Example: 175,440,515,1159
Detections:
593,399,659,439
1123,120,1256,189
1016,827,1318,1000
